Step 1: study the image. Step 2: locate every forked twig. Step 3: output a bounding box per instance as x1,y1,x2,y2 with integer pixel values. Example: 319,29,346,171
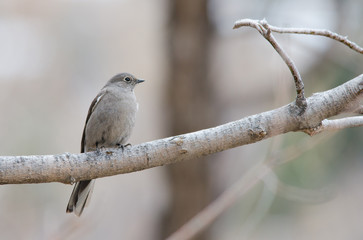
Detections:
234,19,307,113
233,18,363,114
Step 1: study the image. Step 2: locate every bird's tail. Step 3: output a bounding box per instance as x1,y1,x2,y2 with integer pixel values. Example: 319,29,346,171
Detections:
66,180,95,216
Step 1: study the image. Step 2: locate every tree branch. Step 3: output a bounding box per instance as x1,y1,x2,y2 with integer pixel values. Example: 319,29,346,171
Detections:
233,19,307,112
233,18,363,114
233,19,363,54
0,75,362,185
304,116,363,135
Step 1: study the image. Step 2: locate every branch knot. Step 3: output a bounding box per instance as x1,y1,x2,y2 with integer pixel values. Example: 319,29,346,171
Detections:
248,127,267,141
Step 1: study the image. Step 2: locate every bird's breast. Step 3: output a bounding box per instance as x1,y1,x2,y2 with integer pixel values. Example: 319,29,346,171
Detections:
84,91,138,150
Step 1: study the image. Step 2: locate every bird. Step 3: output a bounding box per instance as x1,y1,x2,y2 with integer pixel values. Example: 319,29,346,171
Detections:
66,72,144,216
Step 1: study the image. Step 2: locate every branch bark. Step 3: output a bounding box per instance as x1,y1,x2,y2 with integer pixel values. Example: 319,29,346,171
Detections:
1,75,362,185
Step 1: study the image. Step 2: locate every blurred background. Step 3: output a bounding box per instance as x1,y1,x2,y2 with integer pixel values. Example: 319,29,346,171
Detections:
0,0,362,239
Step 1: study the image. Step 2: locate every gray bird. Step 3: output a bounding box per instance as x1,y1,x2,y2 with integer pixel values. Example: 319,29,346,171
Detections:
66,73,144,216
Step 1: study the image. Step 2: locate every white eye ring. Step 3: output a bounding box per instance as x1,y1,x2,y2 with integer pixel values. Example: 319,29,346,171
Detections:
124,77,131,82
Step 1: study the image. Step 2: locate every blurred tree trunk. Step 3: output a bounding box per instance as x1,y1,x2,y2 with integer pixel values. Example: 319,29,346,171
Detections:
162,0,215,239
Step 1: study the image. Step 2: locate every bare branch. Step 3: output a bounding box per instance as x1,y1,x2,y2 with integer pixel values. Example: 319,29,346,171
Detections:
270,27,363,54
0,75,362,185
234,19,363,54
233,19,307,113
305,116,363,136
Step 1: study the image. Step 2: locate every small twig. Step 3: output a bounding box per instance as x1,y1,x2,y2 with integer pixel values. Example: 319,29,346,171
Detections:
268,27,363,54
234,19,363,54
304,116,363,136
233,19,307,113
259,20,307,113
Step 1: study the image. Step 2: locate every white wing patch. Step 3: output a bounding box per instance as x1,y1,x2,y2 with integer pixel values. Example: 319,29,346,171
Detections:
92,93,105,113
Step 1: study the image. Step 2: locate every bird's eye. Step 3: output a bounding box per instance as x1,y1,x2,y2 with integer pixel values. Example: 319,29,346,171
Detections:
124,77,131,82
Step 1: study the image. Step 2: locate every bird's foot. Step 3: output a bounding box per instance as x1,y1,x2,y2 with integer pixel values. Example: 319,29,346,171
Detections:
116,143,132,151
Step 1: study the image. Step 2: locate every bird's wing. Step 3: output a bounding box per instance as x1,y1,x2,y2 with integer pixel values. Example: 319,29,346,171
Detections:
81,91,106,153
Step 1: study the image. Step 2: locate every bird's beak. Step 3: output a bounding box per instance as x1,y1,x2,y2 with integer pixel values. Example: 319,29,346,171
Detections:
136,79,145,84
